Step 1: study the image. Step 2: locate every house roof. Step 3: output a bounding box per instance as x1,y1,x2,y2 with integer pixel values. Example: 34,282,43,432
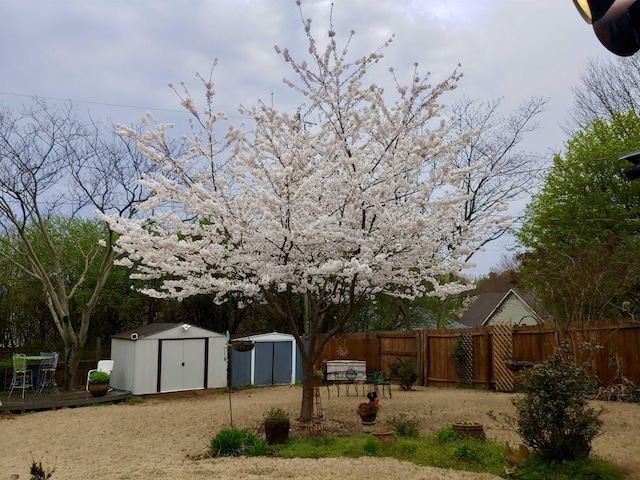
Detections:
458,293,506,327
457,289,541,327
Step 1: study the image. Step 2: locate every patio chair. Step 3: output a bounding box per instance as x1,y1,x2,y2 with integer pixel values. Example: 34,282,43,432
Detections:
344,368,359,396
8,353,35,399
38,351,59,394
85,359,114,393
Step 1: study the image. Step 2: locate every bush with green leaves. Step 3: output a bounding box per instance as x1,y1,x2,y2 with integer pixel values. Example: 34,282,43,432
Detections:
88,371,110,383
264,407,289,421
389,357,419,390
386,414,420,438
512,348,604,461
209,428,267,457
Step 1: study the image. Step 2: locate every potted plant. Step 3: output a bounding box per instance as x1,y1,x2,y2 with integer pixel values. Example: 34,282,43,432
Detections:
452,420,485,439
313,369,324,387
357,391,380,423
88,371,110,397
264,407,290,444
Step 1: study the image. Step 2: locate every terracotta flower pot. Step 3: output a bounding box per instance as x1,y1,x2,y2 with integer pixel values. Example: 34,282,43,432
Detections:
453,422,485,440
357,404,378,423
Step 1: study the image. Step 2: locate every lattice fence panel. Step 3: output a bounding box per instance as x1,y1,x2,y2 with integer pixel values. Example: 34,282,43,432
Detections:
492,324,514,392
458,333,474,386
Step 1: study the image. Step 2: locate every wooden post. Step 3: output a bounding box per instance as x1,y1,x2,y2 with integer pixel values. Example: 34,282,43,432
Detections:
422,330,429,387
484,328,491,390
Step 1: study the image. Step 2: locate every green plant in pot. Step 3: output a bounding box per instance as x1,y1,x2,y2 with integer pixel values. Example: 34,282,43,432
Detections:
313,369,324,386
264,407,290,444
88,371,110,397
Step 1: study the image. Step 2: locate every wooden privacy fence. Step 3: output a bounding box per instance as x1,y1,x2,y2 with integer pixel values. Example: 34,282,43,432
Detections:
317,322,640,391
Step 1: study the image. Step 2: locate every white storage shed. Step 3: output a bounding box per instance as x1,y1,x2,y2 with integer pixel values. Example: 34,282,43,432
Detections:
229,332,302,387
110,323,227,395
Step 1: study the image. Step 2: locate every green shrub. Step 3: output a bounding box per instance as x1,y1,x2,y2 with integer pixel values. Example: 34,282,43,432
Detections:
209,428,267,457
88,371,109,383
389,358,419,390
435,424,459,444
264,407,289,421
512,348,604,462
386,414,420,438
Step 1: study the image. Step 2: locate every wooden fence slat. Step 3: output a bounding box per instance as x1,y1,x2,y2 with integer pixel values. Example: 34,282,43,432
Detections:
314,322,640,390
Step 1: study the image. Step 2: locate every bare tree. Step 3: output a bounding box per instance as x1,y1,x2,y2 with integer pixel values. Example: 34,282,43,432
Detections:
446,96,547,258
567,56,640,132
0,100,158,388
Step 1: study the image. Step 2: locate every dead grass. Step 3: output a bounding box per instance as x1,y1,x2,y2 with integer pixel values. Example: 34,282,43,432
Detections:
0,385,638,479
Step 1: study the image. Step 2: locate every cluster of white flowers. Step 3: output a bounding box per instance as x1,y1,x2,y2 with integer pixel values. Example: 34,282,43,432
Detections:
102,6,507,309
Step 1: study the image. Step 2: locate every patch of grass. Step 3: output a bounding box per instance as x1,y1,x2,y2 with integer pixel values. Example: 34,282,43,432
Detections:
209,428,267,457
272,431,504,476
125,396,144,404
510,451,624,480
270,426,622,479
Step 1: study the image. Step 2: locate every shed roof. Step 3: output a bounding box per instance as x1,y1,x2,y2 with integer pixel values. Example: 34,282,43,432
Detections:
112,322,222,340
233,331,295,342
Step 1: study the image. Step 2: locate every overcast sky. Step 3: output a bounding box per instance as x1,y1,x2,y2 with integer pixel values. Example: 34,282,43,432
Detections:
0,0,617,276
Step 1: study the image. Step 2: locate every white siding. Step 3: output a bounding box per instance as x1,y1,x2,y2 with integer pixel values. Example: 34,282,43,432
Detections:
485,294,537,326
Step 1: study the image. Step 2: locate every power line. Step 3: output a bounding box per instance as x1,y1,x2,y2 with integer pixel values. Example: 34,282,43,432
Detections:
0,91,252,120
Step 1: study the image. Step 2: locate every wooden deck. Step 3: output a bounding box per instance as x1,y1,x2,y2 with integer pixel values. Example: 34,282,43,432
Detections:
0,388,133,414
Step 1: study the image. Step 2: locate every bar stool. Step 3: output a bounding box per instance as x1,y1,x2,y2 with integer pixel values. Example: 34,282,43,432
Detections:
38,351,59,394
8,354,35,399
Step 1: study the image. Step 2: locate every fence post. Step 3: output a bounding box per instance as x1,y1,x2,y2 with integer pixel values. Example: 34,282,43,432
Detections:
422,330,429,387
484,328,491,390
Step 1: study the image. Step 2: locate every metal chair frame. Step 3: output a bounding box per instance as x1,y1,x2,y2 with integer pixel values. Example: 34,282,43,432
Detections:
85,359,114,392
8,354,35,399
38,351,59,394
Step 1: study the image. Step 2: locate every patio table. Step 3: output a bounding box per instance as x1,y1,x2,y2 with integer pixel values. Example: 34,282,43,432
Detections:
22,356,49,393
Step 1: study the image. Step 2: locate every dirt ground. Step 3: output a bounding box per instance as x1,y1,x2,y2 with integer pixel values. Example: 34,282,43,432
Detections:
1,385,638,480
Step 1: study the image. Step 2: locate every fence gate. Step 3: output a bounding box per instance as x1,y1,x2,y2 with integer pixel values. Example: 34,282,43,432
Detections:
492,324,514,392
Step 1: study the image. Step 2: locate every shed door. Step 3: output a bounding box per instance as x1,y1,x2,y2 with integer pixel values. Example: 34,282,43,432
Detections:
229,347,252,387
160,339,206,392
254,341,292,385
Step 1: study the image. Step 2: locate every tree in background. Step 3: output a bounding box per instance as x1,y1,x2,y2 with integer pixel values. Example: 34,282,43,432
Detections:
517,110,640,326
104,4,505,421
447,95,546,253
567,56,640,132
0,101,158,388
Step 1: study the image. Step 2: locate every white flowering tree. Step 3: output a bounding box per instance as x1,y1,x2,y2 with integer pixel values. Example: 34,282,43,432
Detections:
105,4,502,420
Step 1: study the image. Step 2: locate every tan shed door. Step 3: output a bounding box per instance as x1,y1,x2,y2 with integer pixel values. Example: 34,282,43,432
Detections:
160,339,206,392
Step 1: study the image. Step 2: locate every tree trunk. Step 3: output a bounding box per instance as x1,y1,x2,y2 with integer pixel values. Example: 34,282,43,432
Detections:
63,339,83,389
299,355,316,421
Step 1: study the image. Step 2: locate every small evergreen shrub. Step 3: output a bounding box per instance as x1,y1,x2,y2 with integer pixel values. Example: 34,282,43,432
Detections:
389,358,419,390
209,428,267,457
512,348,604,461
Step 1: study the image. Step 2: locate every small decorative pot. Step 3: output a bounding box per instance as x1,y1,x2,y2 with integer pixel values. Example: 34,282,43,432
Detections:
357,404,378,423
264,419,290,444
453,422,485,440
88,381,109,397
